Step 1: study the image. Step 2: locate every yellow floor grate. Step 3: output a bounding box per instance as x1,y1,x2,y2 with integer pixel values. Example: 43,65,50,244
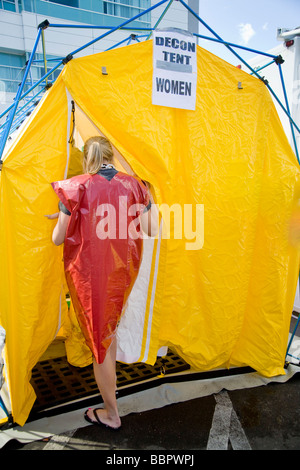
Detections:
30,349,190,414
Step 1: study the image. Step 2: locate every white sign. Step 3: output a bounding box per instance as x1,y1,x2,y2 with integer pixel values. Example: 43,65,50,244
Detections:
152,29,197,110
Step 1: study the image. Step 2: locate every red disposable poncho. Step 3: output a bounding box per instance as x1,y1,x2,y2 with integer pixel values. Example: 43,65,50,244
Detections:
52,171,150,363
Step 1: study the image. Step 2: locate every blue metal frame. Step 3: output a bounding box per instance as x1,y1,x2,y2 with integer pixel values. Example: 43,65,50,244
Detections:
250,60,276,75
0,395,9,418
146,0,174,40
0,0,299,163
0,61,63,122
0,27,43,160
286,313,300,362
194,32,278,60
278,62,299,163
47,24,154,30
0,0,170,152
0,0,299,385
179,0,300,162
68,0,169,57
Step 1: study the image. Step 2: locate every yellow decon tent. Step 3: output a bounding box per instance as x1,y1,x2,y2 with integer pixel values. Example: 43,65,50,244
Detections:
0,39,299,426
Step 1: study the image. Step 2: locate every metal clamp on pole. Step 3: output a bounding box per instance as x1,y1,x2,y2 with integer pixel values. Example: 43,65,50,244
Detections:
38,19,50,30
259,76,269,85
275,54,285,65
62,54,73,65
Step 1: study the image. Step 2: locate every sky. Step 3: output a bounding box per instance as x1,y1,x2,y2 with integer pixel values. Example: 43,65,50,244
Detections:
194,0,300,65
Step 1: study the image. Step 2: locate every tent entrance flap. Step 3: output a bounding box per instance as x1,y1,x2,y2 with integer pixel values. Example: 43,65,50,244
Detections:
1,35,300,427
66,96,135,177
60,92,167,367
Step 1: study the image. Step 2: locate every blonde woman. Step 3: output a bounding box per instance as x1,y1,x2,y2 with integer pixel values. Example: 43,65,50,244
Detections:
49,136,157,430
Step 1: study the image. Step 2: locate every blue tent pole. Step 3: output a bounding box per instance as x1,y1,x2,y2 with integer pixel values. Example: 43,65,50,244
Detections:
48,24,153,31
146,0,174,40
106,35,134,50
5,96,42,136
179,0,264,74
182,3,287,89
32,57,64,63
277,62,299,164
68,0,169,57
0,394,9,418
0,27,43,161
0,1,167,143
194,32,277,60
180,0,300,146
0,61,62,122
250,60,275,75
181,0,279,82
7,87,45,123
286,313,300,358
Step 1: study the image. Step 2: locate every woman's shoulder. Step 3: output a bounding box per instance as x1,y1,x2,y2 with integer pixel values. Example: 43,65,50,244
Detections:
116,172,146,187
52,173,91,195
64,173,92,187
69,173,91,182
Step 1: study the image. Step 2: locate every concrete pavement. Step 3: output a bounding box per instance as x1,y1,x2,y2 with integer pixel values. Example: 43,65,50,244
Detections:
1,364,300,452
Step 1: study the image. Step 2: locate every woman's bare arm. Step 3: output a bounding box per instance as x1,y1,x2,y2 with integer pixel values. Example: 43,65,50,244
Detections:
51,211,70,245
140,186,159,238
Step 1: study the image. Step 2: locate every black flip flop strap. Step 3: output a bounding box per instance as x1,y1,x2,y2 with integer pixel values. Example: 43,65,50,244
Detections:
93,409,105,426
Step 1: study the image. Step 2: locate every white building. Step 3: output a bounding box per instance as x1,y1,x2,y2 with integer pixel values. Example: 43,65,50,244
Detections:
0,0,199,121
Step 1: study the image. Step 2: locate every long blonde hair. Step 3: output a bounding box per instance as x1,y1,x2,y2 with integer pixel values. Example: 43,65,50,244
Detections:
83,136,114,175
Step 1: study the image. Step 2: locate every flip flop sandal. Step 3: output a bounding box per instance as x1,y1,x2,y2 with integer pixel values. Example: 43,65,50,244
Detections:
84,408,121,431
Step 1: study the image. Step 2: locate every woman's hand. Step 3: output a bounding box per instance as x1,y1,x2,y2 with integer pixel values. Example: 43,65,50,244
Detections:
45,211,70,245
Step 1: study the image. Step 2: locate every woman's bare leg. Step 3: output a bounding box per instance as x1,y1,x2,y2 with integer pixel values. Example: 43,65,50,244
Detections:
86,337,121,429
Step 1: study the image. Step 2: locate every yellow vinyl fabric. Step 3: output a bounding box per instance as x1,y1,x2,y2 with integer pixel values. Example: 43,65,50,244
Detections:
0,79,70,425
61,41,300,375
63,301,92,368
0,40,299,425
